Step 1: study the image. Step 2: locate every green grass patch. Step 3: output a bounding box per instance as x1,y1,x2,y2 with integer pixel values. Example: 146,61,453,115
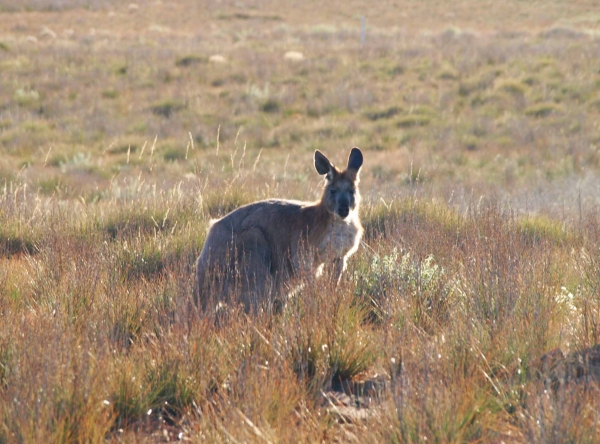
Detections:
437,64,459,80
362,198,463,241
162,146,187,161
519,214,571,245
13,88,39,106
119,244,166,280
36,177,63,195
387,64,405,77
397,114,431,128
495,79,527,95
102,89,119,99
106,141,139,155
364,106,402,121
102,209,173,239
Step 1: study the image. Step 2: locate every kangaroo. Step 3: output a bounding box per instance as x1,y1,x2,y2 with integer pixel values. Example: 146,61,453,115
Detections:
194,147,364,313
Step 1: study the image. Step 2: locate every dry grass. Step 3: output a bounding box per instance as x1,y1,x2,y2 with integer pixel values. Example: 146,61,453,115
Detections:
2,0,600,442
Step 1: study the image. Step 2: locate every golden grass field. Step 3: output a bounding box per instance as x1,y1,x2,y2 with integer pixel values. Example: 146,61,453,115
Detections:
2,0,600,441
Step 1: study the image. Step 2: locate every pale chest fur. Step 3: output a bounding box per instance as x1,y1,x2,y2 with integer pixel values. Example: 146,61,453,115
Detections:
317,215,362,262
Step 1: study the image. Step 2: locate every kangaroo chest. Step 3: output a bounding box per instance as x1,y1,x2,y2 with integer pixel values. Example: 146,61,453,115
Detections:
317,217,359,261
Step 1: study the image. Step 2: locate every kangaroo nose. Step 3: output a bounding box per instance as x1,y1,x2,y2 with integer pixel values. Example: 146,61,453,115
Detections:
337,205,350,218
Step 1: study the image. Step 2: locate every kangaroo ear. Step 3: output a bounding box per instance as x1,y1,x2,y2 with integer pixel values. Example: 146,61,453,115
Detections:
347,147,363,172
314,150,333,175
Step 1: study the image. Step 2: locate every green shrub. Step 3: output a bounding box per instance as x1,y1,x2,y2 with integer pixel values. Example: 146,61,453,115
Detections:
355,249,454,330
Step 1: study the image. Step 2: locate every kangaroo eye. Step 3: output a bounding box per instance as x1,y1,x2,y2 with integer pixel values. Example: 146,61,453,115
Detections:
329,189,337,196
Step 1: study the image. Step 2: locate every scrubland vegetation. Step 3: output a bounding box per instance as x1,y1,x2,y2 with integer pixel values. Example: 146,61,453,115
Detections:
2,0,600,442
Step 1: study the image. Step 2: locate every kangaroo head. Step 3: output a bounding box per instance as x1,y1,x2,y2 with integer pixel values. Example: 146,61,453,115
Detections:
314,147,363,219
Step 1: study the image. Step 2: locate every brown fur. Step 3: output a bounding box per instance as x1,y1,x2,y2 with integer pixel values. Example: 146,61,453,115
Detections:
194,148,364,312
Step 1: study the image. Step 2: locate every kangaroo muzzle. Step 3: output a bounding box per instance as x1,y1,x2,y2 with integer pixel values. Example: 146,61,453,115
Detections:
337,204,350,218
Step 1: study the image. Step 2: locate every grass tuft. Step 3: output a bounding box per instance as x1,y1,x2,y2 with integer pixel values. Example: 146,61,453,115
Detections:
364,106,402,121
397,114,431,128
101,89,119,99
0,232,38,257
495,79,527,95
524,102,560,117
260,99,280,113
175,54,206,67
150,100,185,118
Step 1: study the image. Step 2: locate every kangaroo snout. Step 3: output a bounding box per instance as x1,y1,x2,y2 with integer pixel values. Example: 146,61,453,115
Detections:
336,202,350,219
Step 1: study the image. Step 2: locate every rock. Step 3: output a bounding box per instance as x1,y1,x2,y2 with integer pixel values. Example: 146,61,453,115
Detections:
209,54,227,64
321,390,377,423
284,51,304,61
39,27,56,39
